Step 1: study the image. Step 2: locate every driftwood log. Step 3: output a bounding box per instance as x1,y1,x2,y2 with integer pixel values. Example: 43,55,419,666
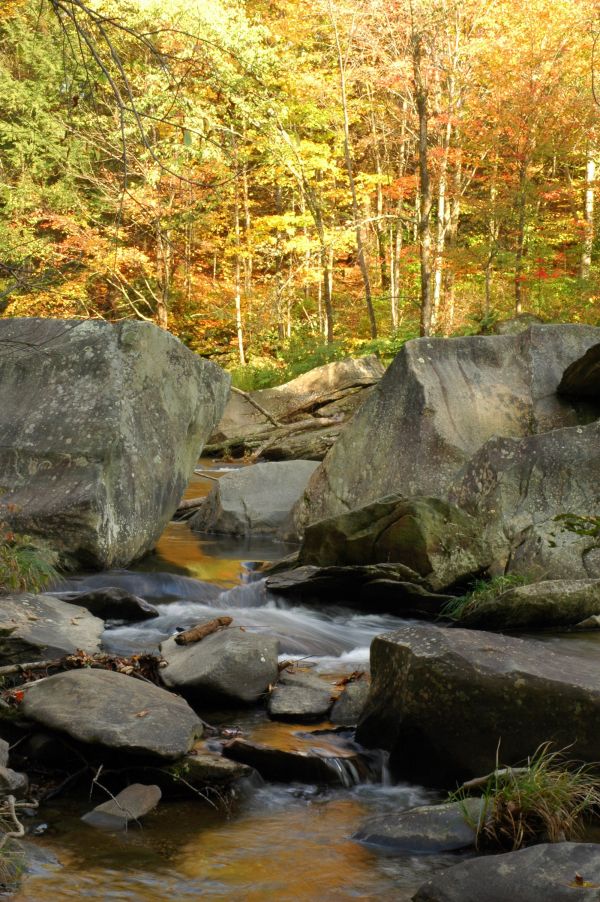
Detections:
174,616,233,646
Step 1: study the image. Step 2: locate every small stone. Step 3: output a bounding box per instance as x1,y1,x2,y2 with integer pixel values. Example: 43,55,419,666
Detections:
330,680,370,726
0,767,28,799
82,784,161,830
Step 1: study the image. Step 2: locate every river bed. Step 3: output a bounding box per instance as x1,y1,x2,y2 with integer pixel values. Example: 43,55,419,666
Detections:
15,462,461,901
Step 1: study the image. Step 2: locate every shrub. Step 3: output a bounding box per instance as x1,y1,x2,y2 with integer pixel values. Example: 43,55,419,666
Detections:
451,744,600,851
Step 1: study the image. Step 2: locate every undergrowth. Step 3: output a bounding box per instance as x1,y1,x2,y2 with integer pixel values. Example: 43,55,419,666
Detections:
0,525,60,594
450,743,600,851
442,573,532,622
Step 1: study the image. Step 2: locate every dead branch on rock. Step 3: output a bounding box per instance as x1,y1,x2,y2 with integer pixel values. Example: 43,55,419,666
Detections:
0,796,30,851
230,386,283,428
0,651,164,693
251,416,343,460
174,616,233,646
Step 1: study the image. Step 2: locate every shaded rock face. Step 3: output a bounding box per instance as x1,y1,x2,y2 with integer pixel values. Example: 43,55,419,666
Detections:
293,325,600,534
160,630,280,705
450,421,600,580
558,341,600,400
207,356,384,460
330,680,370,726
413,842,600,902
82,784,161,830
0,594,103,663
189,460,318,537
356,624,600,784
51,587,159,622
267,670,333,723
21,669,203,760
0,318,230,568
298,496,490,592
459,579,600,630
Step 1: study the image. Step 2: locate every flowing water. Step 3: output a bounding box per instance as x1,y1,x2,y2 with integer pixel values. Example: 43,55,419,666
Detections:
15,462,460,901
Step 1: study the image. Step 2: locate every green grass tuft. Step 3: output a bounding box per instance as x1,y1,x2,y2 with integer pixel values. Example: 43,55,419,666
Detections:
0,527,60,594
442,573,532,622
450,743,600,851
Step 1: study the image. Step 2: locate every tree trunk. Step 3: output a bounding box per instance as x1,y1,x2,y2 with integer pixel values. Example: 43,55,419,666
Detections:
413,32,433,337
328,0,377,338
580,147,596,280
514,162,528,315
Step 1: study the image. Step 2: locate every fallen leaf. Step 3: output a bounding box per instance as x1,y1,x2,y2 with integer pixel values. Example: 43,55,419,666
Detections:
134,710,149,718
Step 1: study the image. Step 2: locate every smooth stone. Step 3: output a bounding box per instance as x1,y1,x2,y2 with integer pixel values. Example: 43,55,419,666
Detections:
0,318,229,568
0,739,9,768
50,587,159,622
165,748,254,787
268,670,333,723
413,842,600,901
160,629,280,705
356,623,600,784
21,669,203,760
190,460,319,538
330,680,370,726
354,797,486,853
82,783,161,830
0,594,103,664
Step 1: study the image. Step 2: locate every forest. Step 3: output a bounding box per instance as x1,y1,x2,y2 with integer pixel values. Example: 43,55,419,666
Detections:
1,0,599,385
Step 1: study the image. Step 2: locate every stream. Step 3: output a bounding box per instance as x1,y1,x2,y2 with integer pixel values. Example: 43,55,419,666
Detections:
15,463,463,901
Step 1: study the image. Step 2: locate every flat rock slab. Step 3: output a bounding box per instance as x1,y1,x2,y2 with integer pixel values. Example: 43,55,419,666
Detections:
0,318,229,569
356,624,600,784
160,630,279,705
413,842,600,901
268,670,333,722
0,594,103,664
459,579,600,630
51,587,159,622
354,797,485,853
82,783,161,830
190,460,319,537
222,736,370,787
330,680,370,725
21,669,203,760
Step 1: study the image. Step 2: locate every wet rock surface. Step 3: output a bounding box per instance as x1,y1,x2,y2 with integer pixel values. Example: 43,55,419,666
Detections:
412,842,600,902
160,629,280,705
0,318,230,568
50,587,159,622
82,783,162,830
354,797,485,853
21,669,203,760
357,624,600,783
0,594,103,663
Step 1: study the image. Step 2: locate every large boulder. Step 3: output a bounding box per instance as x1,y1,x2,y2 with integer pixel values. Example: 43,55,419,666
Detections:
0,594,103,664
458,579,600,630
413,842,600,902
0,318,229,568
189,460,319,537
557,341,600,400
21,669,203,760
160,629,280,705
297,496,490,592
207,356,384,460
357,624,600,784
293,325,600,534
450,421,600,580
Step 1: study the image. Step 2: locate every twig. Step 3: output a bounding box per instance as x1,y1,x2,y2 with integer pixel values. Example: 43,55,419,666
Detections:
230,387,283,428
0,797,25,851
